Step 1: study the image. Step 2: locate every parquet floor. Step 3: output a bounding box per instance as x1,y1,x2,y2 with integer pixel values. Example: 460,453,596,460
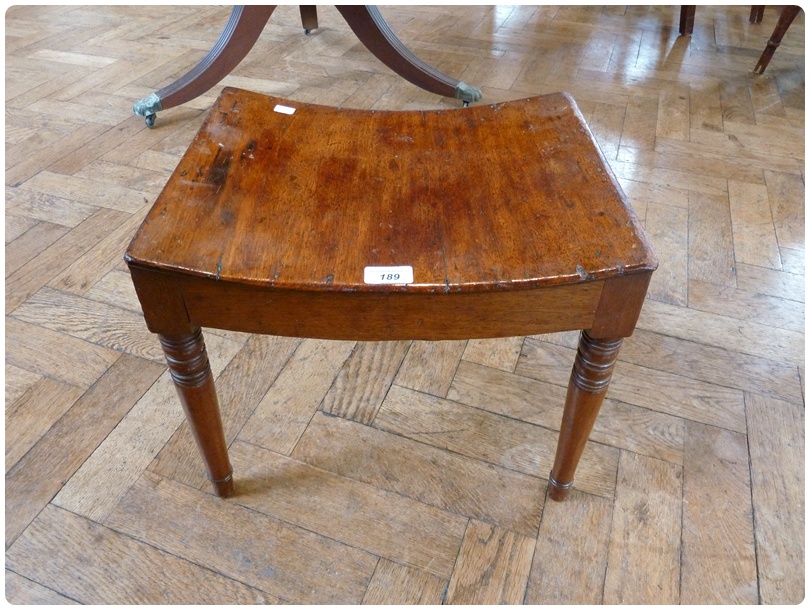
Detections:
5,5,805,604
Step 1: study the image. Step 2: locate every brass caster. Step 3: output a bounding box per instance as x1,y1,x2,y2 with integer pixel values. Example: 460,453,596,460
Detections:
145,113,156,129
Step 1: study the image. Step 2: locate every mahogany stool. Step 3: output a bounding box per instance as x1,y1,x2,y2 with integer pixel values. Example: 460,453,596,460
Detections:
126,88,657,501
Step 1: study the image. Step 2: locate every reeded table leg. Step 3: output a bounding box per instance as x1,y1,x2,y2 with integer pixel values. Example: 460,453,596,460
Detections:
159,329,234,497
133,5,275,126
300,5,318,34
336,6,482,104
549,331,623,501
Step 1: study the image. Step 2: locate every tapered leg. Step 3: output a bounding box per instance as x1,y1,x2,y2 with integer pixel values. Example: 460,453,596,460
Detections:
336,6,482,104
159,329,234,497
549,331,623,501
134,5,275,125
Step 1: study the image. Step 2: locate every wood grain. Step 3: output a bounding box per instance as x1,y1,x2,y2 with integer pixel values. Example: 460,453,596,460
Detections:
362,559,447,605
681,421,757,603
643,202,688,305
321,340,411,423
5,355,164,546
11,286,165,362
395,340,468,396
4,364,42,409
517,336,747,432
106,472,377,604
5,316,121,388
687,191,736,286
619,328,803,404
5,570,79,605
6,207,129,313
52,333,242,521
5,377,84,472
449,360,683,465
462,336,524,372
445,520,535,604
229,440,466,578
6,504,277,604
293,411,545,537
603,452,682,604
746,393,805,604
728,179,782,270
378,382,619,497
527,490,613,604
238,338,355,454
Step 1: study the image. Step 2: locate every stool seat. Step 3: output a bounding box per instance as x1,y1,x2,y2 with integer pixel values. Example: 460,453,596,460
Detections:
126,87,656,500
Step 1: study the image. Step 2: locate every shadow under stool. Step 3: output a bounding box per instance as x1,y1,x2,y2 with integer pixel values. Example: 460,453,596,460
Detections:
125,87,657,501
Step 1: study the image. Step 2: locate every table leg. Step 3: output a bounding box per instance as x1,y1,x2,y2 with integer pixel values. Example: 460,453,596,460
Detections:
679,5,696,35
134,5,275,127
548,331,622,501
159,329,234,497
336,5,482,104
300,5,318,34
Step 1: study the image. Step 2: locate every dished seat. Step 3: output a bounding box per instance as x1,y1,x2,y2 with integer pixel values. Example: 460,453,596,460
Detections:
126,87,657,500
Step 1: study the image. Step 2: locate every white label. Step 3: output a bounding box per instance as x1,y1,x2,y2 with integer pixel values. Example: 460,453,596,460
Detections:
273,104,296,115
364,265,413,285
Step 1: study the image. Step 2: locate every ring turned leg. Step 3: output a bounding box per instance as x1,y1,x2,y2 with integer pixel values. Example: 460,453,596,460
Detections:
549,331,623,501
159,329,234,497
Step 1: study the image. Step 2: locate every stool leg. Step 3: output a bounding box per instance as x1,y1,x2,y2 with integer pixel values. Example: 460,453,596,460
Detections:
159,329,234,498
549,331,622,501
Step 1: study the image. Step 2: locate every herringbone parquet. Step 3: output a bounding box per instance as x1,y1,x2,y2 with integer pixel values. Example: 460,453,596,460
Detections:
5,5,804,604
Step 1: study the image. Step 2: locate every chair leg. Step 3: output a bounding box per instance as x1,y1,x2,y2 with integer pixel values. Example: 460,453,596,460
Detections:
548,331,623,501
754,6,801,74
159,329,234,497
750,6,765,23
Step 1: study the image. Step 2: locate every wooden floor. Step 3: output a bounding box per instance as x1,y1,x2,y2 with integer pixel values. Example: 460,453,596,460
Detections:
5,5,805,604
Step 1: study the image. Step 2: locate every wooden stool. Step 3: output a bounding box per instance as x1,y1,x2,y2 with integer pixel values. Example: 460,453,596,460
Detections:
126,88,657,501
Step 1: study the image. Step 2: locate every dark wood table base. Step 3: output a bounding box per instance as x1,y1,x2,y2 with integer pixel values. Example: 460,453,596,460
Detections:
133,5,483,127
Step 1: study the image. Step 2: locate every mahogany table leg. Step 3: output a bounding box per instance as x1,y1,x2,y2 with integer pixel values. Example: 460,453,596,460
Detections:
300,5,318,34
548,331,623,501
336,5,482,104
679,5,696,35
159,329,234,498
754,6,801,74
134,5,275,127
